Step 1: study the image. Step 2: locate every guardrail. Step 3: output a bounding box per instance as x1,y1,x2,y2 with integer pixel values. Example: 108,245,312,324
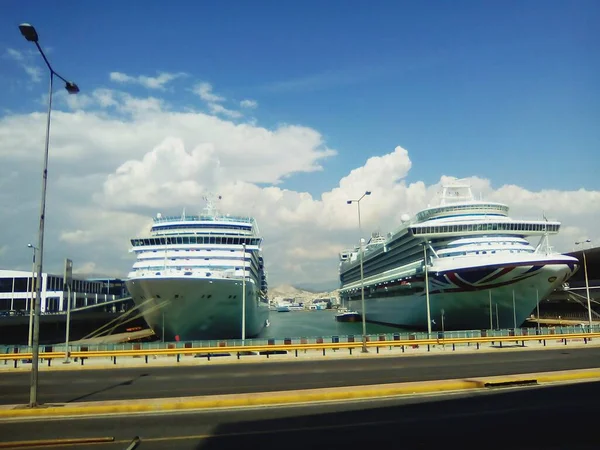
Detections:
2,331,598,368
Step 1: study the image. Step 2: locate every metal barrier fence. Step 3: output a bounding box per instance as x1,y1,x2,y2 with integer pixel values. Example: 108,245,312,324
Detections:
2,327,599,368
2,325,599,354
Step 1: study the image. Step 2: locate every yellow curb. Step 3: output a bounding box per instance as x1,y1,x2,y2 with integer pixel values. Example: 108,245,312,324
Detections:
0,437,114,448
2,367,600,419
0,379,482,419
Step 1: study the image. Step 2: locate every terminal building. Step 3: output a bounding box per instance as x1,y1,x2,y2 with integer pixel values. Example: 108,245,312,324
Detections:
0,269,131,314
0,270,147,345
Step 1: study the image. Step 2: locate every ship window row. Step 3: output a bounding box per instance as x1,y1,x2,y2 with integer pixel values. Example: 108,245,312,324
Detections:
132,237,260,247
133,266,253,273
441,249,533,257
141,256,253,263
416,204,508,220
151,224,251,232
412,222,559,234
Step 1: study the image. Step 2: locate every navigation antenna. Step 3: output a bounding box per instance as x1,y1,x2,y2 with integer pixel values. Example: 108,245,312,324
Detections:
202,192,222,217
535,211,552,254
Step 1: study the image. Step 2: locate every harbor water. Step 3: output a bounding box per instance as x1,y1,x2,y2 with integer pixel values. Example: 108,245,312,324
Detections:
258,309,410,340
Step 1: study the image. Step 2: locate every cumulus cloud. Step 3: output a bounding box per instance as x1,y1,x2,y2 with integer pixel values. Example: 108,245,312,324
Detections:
0,76,598,289
109,71,185,90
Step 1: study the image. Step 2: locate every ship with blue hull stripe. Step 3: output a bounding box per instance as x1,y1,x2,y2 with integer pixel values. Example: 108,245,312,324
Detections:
339,181,579,331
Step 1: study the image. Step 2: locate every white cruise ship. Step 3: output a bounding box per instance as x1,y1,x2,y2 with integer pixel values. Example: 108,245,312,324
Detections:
126,197,269,341
339,182,579,331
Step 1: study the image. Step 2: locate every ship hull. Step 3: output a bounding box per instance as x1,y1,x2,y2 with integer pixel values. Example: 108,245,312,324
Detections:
346,260,577,331
126,277,269,341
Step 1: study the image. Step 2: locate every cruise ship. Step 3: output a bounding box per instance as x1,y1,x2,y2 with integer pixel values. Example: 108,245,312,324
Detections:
126,197,269,341
339,182,580,331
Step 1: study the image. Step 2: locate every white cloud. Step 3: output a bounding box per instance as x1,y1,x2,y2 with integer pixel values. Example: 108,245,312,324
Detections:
192,82,225,103
5,48,42,82
240,99,258,109
191,82,243,119
209,103,242,118
60,229,94,244
0,78,598,289
109,71,185,90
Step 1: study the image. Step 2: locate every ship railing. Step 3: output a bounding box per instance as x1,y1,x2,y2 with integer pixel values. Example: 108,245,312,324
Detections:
3,325,600,366
153,215,255,224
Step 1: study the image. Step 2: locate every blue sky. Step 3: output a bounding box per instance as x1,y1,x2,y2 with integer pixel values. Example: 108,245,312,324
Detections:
2,0,598,194
1,0,599,286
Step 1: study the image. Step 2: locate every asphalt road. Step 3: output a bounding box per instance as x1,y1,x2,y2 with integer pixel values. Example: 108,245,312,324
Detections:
1,381,599,449
1,347,600,406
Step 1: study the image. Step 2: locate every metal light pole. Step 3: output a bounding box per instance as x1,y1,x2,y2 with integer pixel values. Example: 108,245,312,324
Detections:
575,239,593,330
488,290,493,331
241,242,247,344
423,243,432,336
18,23,80,408
27,244,38,348
536,289,540,333
512,290,517,329
347,191,371,353
63,259,73,364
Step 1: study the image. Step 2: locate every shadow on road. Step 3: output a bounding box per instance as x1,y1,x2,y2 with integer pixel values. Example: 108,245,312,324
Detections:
193,381,599,450
66,373,150,403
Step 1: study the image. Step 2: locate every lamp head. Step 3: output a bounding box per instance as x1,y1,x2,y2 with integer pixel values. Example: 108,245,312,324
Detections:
346,200,352,205
365,191,371,196
18,23,39,42
65,82,79,94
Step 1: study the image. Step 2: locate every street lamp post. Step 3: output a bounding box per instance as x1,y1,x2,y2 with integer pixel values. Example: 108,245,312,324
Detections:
423,242,432,336
18,23,79,407
27,244,38,348
347,191,371,353
575,239,593,330
241,242,247,344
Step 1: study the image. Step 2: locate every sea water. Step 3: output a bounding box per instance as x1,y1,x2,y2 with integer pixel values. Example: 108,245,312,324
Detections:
258,309,410,339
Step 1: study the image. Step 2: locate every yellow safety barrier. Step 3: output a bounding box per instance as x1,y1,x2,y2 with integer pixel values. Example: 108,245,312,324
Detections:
1,331,598,364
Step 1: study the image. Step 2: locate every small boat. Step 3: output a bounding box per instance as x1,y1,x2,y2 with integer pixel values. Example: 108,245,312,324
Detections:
335,308,361,322
276,306,291,312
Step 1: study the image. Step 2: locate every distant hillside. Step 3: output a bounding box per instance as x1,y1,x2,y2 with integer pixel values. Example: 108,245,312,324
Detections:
269,284,338,303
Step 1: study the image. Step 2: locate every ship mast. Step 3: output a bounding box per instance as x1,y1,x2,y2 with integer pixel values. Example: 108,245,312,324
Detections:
202,192,222,217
